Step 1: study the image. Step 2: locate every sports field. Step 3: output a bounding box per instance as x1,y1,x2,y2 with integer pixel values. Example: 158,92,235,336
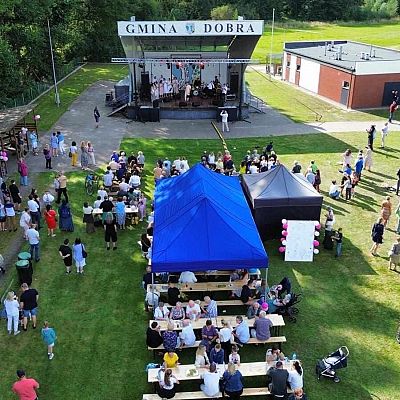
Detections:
253,20,400,60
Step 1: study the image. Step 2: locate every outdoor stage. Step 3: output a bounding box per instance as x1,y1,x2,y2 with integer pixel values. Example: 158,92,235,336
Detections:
111,18,263,121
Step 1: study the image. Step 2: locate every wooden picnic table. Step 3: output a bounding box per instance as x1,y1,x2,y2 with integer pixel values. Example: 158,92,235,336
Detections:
148,281,257,293
148,360,297,382
149,314,285,332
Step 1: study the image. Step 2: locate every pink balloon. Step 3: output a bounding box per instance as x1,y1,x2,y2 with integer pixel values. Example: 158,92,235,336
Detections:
278,247,285,253
283,223,288,229
280,238,285,242
282,231,288,237
315,223,321,230
313,240,320,247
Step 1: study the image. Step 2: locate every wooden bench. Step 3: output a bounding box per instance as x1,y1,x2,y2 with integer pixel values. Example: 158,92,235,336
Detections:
143,387,292,399
148,336,286,353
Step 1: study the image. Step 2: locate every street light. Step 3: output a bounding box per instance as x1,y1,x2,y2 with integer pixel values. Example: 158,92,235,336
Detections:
47,18,60,107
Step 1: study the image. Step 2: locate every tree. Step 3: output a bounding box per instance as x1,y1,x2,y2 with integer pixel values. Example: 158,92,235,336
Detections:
210,4,238,20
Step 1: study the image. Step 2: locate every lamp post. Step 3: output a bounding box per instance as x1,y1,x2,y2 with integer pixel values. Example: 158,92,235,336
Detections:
47,18,60,107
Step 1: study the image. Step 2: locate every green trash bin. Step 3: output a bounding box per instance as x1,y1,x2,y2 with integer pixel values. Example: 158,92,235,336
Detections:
16,260,33,286
18,252,31,261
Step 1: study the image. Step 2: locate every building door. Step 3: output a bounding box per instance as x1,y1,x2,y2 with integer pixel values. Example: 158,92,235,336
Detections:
382,82,400,106
340,81,350,106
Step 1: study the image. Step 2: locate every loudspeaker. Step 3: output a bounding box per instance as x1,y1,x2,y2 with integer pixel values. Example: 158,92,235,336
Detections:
212,100,224,107
140,73,151,101
179,102,187,108
192,102,201,107
229,73,239,94
152,99,159,108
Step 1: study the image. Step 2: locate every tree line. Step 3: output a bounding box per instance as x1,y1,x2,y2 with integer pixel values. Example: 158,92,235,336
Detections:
0,0,399,107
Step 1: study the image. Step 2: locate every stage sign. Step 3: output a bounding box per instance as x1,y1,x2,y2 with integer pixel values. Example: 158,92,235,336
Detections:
118,20,264,37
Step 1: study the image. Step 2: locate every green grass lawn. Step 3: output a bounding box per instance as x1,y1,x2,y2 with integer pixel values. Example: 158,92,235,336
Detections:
253,19,400,60
1,132,399,399
245,69,388,123
34,64,128,132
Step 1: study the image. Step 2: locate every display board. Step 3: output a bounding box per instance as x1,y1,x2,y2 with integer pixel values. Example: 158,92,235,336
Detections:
284,220,316,262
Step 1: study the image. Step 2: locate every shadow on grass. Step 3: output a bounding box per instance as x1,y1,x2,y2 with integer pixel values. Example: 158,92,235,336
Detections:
372,149,400,160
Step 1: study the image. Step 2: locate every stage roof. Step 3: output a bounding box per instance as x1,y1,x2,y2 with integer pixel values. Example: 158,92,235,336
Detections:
118,20,264,58
151,164,268,272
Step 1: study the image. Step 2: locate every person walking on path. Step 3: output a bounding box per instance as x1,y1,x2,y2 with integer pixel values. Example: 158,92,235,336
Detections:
12,370,39,400
94,106,100,128
87,142,96,165
59,238,73,274
4,291,20,336
44,204,57,237
41,321,57,360
26,224,40,262
366,125,376,151
389,100,398,123
43,144,52,169
5,197,17,232
80,141,89,170
57,131,65,156
73,237,86,274
17,158,28,186
50,132,58,157
220,110,230,133
370,217,385,256
27,195,40,227
381,122,389,148
56,172,68,204
70,141,78,167
20,283,39,330
104,211,118,250
29,131,39,155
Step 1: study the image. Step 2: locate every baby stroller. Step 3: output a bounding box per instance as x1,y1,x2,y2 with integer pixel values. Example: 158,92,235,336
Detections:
316,346,349,383
275,293,301,323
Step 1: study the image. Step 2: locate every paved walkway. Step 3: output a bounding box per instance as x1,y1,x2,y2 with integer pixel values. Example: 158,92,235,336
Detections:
13,79,399,176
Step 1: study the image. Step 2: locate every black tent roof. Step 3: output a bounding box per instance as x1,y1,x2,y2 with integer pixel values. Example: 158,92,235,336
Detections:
241,164,323,207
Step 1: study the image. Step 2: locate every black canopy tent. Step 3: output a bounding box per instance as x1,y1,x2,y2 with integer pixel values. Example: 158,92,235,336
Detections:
241,164,323,239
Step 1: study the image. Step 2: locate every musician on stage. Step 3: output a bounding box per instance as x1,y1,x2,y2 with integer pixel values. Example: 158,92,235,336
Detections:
184,82,191,102
172,77,179,97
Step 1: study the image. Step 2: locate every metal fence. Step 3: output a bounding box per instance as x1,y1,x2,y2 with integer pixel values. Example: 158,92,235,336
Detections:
1,60,81,110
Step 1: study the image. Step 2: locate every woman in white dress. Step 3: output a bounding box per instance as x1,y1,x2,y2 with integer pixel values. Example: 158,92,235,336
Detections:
364,146,373,171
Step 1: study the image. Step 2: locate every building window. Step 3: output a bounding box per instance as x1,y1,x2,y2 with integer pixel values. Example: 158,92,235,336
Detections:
296,64,301,71
342,81,350,89
286,61,290,67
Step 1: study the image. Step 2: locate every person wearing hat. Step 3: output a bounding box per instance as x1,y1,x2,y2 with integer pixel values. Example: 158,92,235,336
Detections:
12,370,40,400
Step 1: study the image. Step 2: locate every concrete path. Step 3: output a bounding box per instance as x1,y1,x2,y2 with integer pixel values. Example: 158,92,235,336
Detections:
14,79,399,176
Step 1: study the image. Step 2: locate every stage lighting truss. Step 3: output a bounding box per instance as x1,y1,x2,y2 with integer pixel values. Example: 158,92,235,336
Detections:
111,57,259,65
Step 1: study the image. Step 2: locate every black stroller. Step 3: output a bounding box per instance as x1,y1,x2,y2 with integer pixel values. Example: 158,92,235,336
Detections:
275,293,301,323
316,346,349,383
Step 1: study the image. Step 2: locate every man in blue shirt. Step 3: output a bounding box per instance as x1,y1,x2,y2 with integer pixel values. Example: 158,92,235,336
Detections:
56,131,65,156
233,315,249,345
354,156,364,180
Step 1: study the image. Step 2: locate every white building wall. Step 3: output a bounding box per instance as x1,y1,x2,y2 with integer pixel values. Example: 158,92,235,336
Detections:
355,60,400,75
299,59,321,93
289,56,297,83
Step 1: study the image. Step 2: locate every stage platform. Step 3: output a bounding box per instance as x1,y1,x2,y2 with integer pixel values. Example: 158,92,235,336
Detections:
134,97,248,120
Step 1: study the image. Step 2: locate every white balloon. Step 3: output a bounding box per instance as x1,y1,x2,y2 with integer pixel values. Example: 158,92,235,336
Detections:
314,231,320,237
282,240,287,245
313,249,319,254
282,219,287,224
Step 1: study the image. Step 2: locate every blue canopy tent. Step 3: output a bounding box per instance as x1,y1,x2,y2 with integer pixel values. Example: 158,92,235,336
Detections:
151,164,268,273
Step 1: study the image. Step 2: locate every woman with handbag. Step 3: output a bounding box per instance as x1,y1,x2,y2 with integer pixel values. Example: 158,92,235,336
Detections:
221,362,244,399
72,237,87,274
